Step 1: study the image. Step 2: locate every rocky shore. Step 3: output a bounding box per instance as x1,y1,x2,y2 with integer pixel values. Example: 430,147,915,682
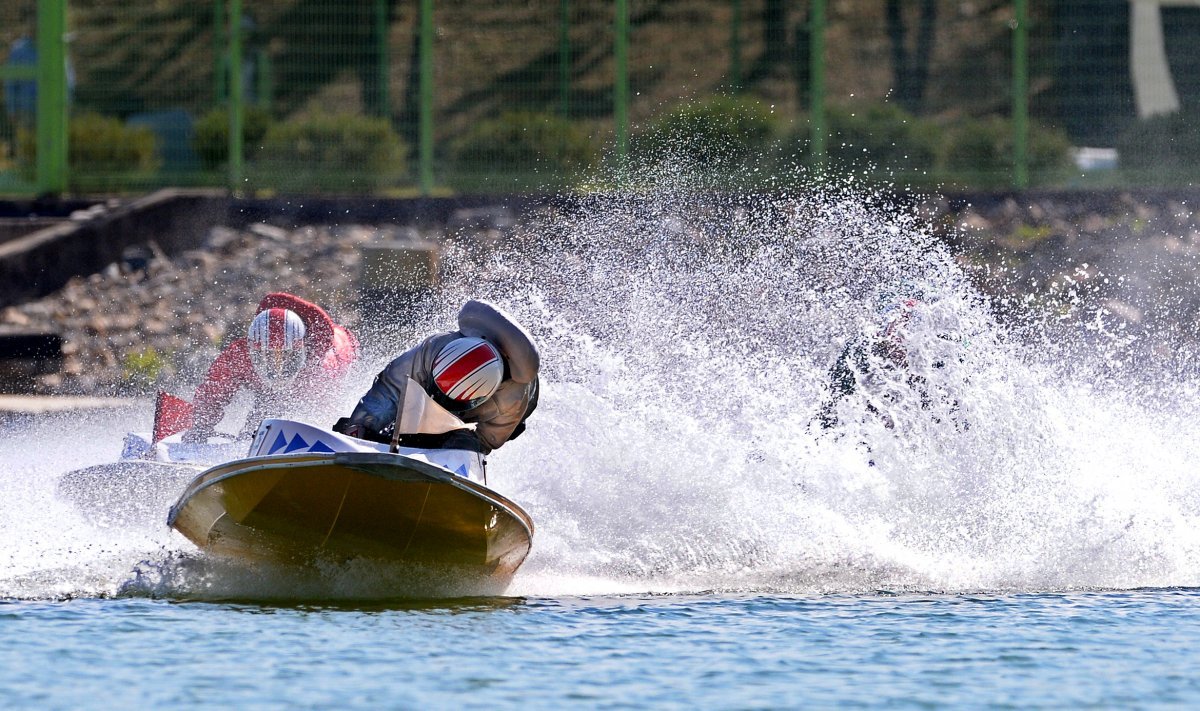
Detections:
0,222,386,395
936,190,1200,364
3,190,1199,395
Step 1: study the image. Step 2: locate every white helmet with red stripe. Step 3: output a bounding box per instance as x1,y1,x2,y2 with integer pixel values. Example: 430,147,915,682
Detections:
247,308,307,389
432,336,503,411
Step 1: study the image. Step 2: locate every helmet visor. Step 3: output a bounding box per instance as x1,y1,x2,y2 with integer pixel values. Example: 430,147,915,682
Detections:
431,387,489,413
250,346,306,385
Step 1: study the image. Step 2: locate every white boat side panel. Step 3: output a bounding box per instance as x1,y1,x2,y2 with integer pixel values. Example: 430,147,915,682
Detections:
248,419,485,482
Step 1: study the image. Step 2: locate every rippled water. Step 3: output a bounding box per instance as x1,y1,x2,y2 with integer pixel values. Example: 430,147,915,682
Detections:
4,591,1200,707
4,181,1200,705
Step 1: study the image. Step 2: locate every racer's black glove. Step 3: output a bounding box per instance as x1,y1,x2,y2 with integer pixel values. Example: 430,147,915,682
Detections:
332,417,362,438
333,417,390,443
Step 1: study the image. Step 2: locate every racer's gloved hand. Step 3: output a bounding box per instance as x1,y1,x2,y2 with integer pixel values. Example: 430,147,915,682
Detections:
181,427,213,444
333,417,367,439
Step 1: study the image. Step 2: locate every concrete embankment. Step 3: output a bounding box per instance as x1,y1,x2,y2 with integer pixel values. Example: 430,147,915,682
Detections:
0,394,140,414
0,190,228,309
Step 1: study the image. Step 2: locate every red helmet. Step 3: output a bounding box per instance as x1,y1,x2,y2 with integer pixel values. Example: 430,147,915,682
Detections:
432,337,503,410
247,308,307,389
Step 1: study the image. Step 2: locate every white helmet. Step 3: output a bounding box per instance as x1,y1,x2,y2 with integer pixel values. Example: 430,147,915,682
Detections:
247,308,307,389
432,336,503,411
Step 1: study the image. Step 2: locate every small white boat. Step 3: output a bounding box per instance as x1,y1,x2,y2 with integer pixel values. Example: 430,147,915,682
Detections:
56,391,243,527
57,431,245,529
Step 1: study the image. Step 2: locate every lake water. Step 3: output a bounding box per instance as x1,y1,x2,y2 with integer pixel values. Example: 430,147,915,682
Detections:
6,191,1200,707
3,591,1199,708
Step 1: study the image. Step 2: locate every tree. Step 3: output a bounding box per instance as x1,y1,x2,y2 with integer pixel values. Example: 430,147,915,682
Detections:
886,0,938,114
763,0,788,62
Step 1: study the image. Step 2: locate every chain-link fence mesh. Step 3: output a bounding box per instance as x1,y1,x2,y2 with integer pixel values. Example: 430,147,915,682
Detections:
231,1,398,193
3,0,1200,195
67,0,216,191
0,0,38,194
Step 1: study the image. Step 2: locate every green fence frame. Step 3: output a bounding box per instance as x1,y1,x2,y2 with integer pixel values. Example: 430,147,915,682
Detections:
35,0,67,194
809,0,826,169
614,0,629,163
1012,0,1029,190
5,0,1063,197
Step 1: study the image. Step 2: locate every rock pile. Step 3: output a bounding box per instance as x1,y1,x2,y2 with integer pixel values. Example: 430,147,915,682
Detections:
0,222,400,395
937,191,1200,361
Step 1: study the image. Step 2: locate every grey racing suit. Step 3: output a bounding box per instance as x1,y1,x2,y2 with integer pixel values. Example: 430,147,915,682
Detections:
346,330,539,453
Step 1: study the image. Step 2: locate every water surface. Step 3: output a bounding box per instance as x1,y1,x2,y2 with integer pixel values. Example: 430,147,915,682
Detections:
3,591,1198,708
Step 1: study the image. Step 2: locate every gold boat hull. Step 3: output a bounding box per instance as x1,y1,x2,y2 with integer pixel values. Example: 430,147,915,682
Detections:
167,452,533,584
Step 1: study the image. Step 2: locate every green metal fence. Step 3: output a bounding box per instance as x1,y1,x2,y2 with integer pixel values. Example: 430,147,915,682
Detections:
0,0,41,194
1,0,1197,196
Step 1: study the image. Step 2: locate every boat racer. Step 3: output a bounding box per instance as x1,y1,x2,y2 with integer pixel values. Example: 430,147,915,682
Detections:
333,299,539,454
181,292,359,443
814,285,964,431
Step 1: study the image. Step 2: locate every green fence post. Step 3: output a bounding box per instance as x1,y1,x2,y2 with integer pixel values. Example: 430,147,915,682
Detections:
257,50,273,105
228,0,244,191
419,0,434,195
614,0,629,160
376,0,390,120
36,0,68,195
1012,0,1029,190
730,0,742,91
809,0,826,168
560,0,570,117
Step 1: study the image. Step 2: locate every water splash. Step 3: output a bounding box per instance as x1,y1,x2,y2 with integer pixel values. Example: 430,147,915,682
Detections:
5,175,1200,600
0,406,180,599
423,181,1200,595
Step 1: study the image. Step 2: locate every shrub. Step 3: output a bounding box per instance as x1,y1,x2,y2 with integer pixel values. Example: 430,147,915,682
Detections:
1116,110,1200,174
69,114,158,175
824,103,939,175
1027,124,1074,175
0,110,14,171
255,113,407,193
69,113,159,174
17,113,159,189
636,95,779,168
940,117,1007,176
193,106,273,170
122,347,167,391
939,116,1072,185
450,111,597,188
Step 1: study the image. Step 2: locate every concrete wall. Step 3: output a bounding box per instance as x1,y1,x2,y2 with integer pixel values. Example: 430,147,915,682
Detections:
0,218,63,246
0,189,228,308
0,191,558,310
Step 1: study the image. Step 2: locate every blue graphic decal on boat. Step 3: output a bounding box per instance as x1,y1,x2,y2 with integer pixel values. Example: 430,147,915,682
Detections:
307,440,336,453
268,431,289,455
455,464,469,478
283,434,310,453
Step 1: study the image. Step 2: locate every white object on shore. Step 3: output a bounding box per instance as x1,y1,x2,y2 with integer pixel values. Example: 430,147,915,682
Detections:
1072,147,1119,172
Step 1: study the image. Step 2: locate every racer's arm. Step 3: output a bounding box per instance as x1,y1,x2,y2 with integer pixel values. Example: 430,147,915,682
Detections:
318,324,359,380
470,377,538,452
190,340,254,433
475,377,537,449
341,333,450,437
